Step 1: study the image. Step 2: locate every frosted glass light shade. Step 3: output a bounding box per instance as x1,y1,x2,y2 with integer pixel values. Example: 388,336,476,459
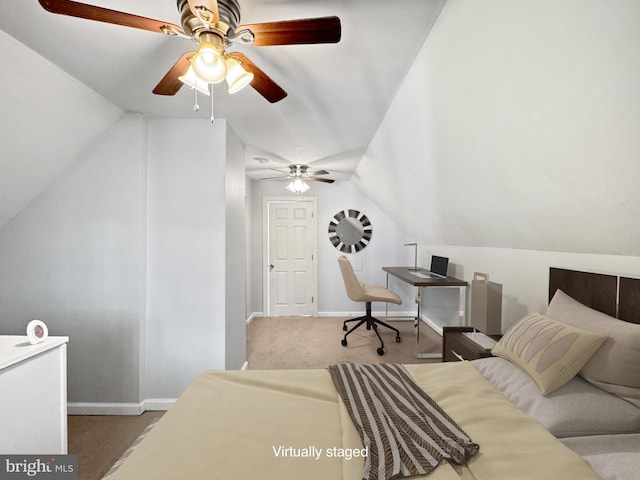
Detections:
225,57,254,94
192,44,227,84
286,179,310,193
179,66,211,95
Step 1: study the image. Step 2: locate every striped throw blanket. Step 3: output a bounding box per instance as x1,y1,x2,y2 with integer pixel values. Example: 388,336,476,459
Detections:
328,363,479,480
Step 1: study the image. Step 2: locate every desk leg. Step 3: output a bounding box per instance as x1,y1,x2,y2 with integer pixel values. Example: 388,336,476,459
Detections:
415,286,420,342
414,286,441,359
385,273,389,320
459,286,467,326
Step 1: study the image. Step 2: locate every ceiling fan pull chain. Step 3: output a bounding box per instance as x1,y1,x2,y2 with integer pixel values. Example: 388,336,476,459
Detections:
193,87,200,112
210,90,215,124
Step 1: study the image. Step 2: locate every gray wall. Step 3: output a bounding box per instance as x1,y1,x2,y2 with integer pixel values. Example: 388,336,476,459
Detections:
0,115,247,405
224,126,247,370
0,114,145,403
144,118,228,399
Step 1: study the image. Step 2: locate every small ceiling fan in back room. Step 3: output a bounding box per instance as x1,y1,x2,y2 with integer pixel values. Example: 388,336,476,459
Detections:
262,164,335,193
38,0,341,104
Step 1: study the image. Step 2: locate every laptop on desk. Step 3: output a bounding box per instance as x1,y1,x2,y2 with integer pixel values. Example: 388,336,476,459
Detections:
412,255,449,279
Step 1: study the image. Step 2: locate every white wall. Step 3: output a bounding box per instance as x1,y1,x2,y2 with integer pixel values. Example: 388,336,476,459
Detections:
0,114,146,403
422,245,640,332
354,0,640,256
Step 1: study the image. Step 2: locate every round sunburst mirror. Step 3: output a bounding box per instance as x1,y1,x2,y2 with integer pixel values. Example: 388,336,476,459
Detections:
328,209,372,253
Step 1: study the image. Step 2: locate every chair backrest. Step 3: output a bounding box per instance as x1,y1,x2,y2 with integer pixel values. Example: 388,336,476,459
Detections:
337,255,366,302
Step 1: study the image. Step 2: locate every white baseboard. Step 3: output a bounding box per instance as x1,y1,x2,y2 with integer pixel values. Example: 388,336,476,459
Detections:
143,398,176,411
246,312,264,324
419,315,443,336
68,402,145,416
68,398,176,415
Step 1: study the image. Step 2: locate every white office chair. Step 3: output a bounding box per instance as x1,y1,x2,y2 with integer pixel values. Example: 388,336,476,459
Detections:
337,255,402,356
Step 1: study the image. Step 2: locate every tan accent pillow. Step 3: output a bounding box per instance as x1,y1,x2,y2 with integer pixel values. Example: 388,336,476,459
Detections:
547,290,640,408
492,313,607,395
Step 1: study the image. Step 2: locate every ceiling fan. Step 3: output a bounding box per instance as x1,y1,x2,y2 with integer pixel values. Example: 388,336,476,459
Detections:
262,164,335,192
264,164,335,183
37,0,341,103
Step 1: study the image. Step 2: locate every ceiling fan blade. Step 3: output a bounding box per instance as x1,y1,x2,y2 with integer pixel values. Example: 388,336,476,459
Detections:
187,0,219,25
236,16,341,46
229,52,287,103
310,177,335,184
153,52,193,96
259,176,289,181
310,169,330,176
38,0,184,35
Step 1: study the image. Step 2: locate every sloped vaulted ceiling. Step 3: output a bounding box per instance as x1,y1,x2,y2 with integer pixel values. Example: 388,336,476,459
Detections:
354,0,640,256
0,30,122,228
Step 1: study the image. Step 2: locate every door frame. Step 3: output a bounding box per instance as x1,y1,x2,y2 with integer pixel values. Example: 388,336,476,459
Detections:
262,196,318,316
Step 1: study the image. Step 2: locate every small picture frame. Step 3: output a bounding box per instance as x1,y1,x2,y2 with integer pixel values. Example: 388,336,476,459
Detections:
27,319,48,345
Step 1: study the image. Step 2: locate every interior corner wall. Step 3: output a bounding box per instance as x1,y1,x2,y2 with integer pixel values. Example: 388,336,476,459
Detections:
245,176,254,319
144,119,228,399
0,113,145,403
224,126,246,370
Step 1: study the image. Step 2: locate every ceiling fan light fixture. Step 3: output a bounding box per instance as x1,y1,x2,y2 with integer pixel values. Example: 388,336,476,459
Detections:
225,56,254,94
286,179,310,193
178,66,211,95
192,43,227,84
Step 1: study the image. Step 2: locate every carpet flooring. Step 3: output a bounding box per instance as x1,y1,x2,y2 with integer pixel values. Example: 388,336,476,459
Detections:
68,411,164,480
246,316,443,369
68,316,443,479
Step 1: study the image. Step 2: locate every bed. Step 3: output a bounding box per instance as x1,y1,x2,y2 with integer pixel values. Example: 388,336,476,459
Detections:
106,267,640,480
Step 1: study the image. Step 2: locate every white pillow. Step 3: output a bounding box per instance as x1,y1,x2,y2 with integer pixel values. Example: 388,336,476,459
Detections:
547,290,640,408
472,357,640,438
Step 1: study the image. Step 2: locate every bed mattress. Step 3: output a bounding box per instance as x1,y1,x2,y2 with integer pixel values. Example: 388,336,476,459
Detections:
108,361,600,480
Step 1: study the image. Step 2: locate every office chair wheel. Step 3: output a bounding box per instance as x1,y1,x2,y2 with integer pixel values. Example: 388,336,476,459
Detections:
377,347,385,356
396,335,401,343
341,339,348,347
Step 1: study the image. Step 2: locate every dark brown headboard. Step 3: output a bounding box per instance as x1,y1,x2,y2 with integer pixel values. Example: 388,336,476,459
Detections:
619,276,640,324
549,267,640,324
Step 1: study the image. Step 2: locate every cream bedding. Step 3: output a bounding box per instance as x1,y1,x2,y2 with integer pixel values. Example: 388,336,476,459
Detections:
109,362,600,480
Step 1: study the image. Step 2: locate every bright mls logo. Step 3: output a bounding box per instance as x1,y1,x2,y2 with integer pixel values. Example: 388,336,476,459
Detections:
0,455,77,480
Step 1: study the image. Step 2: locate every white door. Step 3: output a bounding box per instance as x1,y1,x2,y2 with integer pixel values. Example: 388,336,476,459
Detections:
266,199,317,316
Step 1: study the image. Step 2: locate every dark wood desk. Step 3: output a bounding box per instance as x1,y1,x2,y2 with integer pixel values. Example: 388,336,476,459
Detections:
383,267,468,288
382,267,468,359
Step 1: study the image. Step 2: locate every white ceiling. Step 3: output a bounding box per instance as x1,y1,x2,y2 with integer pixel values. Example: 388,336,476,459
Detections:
0,0,445,179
